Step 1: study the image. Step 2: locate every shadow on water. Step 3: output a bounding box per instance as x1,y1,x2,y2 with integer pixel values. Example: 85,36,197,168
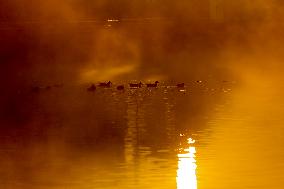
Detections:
0,82,232,188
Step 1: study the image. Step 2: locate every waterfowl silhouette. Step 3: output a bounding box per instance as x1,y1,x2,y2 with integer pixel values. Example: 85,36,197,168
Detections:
129,82,142,88
146,81,159,87
99,81,112,88
117,85,125,90
87,84,96,92
176,83,185,88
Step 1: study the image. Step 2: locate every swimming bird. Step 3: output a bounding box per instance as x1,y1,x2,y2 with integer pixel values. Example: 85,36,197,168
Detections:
129,82,142,88
117,85,125,90
146,81,159,87
176,83,185,88
87,84,96,92
99,81,112,88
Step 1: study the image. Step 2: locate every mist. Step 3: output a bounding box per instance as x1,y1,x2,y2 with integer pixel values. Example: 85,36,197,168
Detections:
1,2,284,188
1,0,284,85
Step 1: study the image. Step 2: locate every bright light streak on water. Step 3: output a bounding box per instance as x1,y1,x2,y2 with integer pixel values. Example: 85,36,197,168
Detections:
177,138,197,189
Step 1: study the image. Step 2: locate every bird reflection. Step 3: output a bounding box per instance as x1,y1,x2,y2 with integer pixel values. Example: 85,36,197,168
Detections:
177,138,197,189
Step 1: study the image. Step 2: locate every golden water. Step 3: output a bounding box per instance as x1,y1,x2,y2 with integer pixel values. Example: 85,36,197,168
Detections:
0,79,284,189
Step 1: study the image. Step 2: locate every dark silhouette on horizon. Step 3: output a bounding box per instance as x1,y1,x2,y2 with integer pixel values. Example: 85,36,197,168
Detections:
99,81,112,88
146,81,159,87
87,84,96,92
129,82,143,88
177,83,185,88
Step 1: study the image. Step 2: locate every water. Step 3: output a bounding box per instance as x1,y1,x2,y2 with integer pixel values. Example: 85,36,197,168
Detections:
1,80,284,189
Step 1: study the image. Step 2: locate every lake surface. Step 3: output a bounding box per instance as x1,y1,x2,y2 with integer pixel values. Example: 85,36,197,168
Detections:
1,79,284,189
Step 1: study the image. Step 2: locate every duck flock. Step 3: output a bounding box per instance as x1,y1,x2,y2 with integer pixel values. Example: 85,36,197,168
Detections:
87,81,186,92
29,80,212,93
29,80,234,95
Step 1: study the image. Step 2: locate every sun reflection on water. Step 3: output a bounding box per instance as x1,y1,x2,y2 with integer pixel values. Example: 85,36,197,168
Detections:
177,138,197,189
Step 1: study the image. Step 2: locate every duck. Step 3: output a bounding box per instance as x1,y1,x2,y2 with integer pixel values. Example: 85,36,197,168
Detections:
146,81,159,87
129,82,142,88
117,85,125,90
176,83,185,88
87,84,96,92
99,81,112,88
